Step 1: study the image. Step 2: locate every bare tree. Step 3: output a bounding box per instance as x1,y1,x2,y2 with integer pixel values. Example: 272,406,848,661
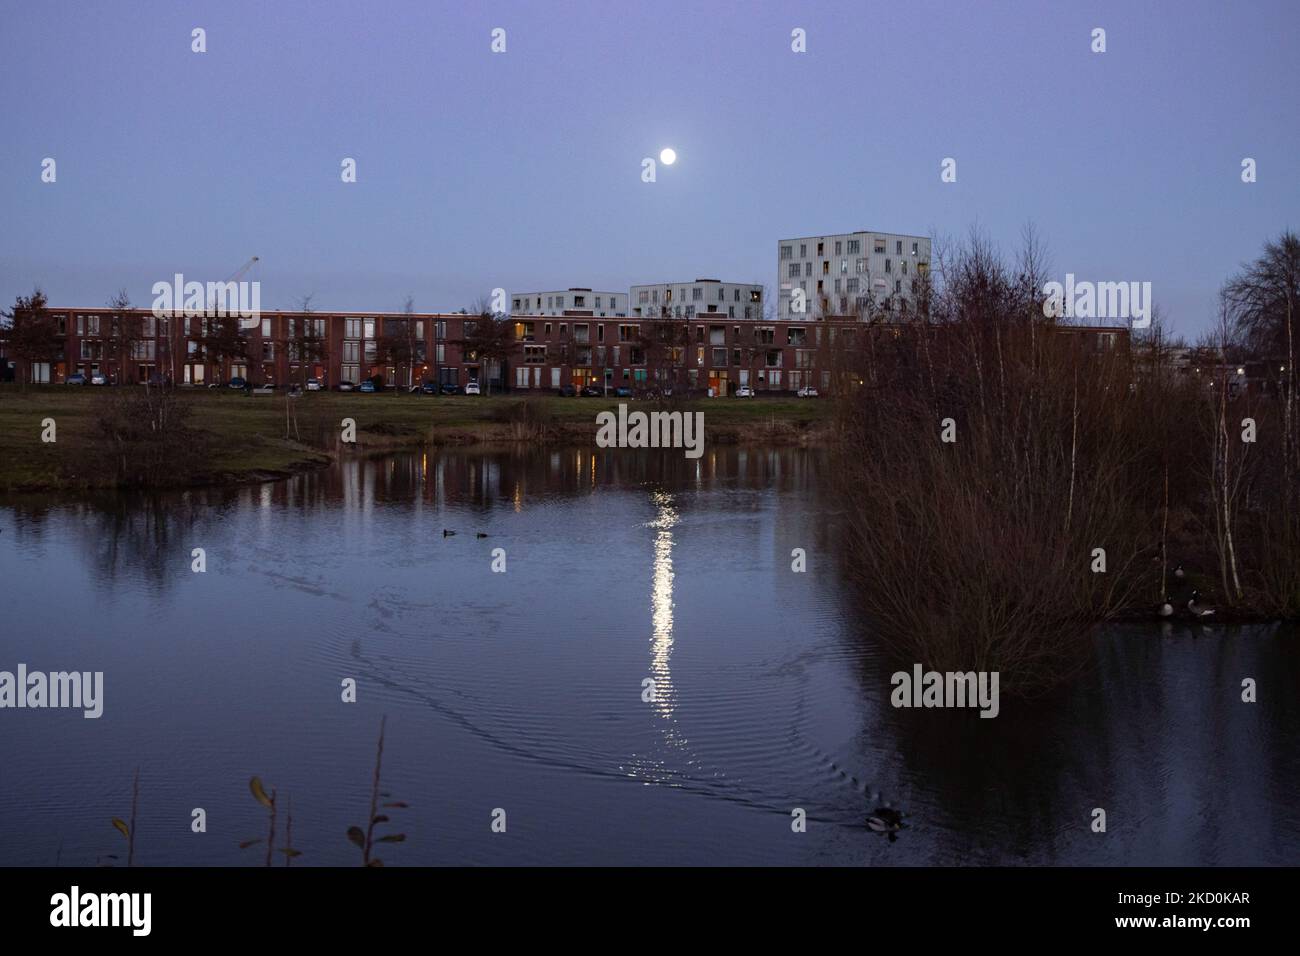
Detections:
202,315,249,385
1201,294,1249,603
289,294,328,388
105,289,142,384
1223,230,1299,509
2,287,61,387
454,296,519,395
636,315,691,404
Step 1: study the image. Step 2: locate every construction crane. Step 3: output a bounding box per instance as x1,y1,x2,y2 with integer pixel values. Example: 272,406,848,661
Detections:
206,256,260,313
228,255,259,281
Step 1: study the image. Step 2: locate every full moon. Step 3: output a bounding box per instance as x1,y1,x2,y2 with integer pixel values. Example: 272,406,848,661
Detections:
659,148,677,166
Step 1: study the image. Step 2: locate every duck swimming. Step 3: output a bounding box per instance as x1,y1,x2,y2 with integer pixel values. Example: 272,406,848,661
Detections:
1159,598,1173,617
442,529,456,537
867,794,905,841
1174,564,1186,580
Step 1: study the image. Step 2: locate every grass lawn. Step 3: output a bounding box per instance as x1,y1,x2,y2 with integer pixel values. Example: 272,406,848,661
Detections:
0,385,833,492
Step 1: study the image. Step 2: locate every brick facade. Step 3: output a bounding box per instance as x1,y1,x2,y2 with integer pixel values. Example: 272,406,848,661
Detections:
9,306,1132,395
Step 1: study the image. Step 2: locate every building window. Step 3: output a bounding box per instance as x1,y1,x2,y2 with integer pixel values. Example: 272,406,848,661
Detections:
780,245,792,259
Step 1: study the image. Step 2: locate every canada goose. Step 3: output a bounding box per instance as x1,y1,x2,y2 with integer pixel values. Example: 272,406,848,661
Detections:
1174,564,1186,580
442,529,456,537
1159,599,1173,617
1187,590,1215,618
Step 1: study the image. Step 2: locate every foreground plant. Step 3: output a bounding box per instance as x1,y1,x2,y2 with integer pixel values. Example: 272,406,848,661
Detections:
347,716,408,866
105,767,140,866
240,776,302,866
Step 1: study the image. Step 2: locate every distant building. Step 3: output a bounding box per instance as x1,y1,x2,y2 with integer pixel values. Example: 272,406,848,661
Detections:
12,303,1133,398
510,288,627,317
777,230,931,320
630,279,764,321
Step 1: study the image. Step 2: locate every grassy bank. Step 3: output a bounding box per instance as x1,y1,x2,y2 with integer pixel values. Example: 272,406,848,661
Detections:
0,385,833,492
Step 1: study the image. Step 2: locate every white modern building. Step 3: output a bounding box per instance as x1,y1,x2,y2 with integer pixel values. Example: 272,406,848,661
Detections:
630,279,765,320
777,231,931,320
510,288,627,317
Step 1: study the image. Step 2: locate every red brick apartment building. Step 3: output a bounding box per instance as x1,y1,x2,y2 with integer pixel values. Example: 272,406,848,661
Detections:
2,306,1131,395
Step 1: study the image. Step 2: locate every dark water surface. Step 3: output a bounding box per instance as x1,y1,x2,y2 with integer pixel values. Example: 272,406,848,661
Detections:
2,447,1297,866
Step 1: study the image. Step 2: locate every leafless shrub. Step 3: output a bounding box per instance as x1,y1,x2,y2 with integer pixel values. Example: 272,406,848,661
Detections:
79,385,207,486
833,231,1192,694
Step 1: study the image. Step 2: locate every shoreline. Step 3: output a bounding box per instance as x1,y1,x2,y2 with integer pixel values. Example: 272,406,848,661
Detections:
0,386,835,494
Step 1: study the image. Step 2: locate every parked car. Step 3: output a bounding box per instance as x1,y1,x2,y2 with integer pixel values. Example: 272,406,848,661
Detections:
580,383,603,397
358,380,377,393
65,373,87,385
419,381,439,395
90,372,108,386
252,382,275,395
614,385,633,398
464,381,481,395
735,385,754,398
797,386,819,398
228,376,248,389
556,384,577,397
336,381,355,392
305,377,323,391
440,383,462,395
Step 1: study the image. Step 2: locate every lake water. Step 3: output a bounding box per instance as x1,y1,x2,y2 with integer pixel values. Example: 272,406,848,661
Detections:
1,447,1297,866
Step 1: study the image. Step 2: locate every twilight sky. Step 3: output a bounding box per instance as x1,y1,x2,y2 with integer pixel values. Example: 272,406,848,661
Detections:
1,0,1297,337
